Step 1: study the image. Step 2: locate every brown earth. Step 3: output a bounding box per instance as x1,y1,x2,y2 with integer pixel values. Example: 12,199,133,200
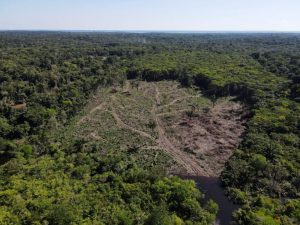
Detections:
163,100,246,176
71,81,247,177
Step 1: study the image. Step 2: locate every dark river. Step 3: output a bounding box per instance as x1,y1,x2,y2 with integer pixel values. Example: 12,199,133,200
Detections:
182,176,239,225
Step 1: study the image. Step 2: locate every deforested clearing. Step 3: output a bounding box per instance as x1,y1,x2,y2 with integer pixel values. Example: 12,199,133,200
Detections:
65,80,247,177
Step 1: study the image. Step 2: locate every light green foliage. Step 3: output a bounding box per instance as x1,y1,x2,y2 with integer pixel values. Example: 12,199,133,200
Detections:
0,151,216,225
0,32,300,224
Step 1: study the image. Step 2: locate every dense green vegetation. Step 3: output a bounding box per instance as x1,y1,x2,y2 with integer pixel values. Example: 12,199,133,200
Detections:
0,32,299,224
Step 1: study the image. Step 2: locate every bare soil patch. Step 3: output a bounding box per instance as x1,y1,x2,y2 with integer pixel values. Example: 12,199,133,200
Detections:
163,100,246,176
68,80,247,177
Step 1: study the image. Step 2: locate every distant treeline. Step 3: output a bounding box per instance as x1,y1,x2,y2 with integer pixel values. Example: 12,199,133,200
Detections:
0,32,299,224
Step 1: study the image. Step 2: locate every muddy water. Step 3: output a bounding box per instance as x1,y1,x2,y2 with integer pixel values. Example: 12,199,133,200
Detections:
182,176,239,225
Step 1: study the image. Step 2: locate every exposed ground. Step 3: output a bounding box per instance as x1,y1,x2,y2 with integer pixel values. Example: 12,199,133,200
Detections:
66,80,246,177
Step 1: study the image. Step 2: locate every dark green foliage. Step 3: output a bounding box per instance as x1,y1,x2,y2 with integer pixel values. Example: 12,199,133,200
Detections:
47,204,78,225
0,32,300,224
145,207,184,225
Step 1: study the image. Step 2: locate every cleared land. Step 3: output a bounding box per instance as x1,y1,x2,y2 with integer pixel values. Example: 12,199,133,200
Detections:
66,80,246,177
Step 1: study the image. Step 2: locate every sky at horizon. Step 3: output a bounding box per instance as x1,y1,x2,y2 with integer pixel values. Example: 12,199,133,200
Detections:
0,0,300,31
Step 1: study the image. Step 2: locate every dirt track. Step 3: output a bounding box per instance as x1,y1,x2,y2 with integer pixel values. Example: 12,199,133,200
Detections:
151,83,210,176
110,107,155,141
73,81,246,177
167,100,246,176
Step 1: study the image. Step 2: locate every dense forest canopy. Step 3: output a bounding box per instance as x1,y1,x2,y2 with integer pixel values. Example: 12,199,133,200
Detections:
0,32,299,224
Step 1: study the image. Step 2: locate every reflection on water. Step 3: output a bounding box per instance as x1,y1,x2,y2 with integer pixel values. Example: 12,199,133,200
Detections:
181,176,239,225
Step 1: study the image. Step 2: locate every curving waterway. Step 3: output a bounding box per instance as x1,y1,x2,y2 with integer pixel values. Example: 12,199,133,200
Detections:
182,176,240,225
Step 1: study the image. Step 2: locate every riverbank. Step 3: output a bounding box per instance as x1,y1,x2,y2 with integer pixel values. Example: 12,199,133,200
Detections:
182,176,240,225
